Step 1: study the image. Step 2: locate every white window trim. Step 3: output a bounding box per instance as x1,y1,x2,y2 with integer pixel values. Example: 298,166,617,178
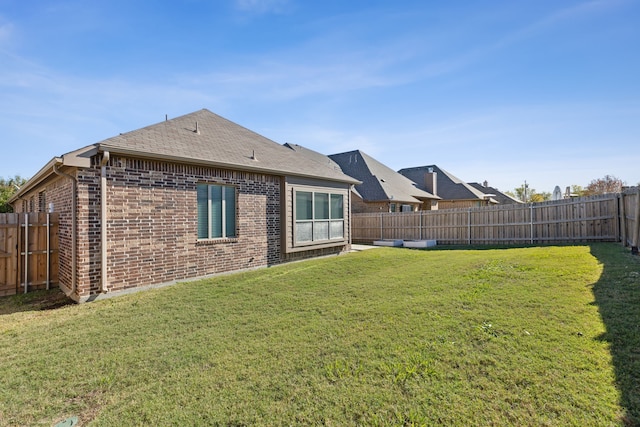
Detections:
293,189,346,247
198,183,237,241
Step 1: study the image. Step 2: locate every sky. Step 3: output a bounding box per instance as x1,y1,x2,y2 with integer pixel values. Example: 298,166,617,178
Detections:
0,0,638,193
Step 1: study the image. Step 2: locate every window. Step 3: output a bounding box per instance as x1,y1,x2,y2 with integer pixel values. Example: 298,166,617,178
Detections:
295,190,344,244
197,184,236,239
38,191,47,213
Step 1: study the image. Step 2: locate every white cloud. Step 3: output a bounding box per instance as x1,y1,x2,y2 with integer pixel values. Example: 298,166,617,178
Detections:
235,0,290,14
0,20,14,48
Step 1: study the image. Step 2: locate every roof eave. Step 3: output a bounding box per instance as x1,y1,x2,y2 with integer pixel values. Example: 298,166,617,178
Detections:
99,145,361,185
9,145,100,204
8,157,61,204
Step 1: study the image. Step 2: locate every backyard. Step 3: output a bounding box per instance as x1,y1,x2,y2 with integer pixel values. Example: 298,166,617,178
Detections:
0,244,638,426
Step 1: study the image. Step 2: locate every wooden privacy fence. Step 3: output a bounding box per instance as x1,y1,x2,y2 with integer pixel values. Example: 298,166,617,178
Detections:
620,187,640,253
353,190,640,248
0,213,59,296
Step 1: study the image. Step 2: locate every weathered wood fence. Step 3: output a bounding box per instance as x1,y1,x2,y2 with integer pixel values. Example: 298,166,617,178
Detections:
353,190,640,249
620,188,640,253
0,213,59,296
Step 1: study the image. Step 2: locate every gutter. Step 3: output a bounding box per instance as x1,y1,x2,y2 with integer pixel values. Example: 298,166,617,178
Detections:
52,163,78,297
100,151,110,293
11,146,97,300
8,158,61,205
98,145,361,186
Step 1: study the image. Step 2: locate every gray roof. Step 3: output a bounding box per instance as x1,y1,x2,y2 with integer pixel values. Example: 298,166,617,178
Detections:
283,143,343,172
398,165,495,202
468,182,523,204
328,150,439,203
98,109,358,184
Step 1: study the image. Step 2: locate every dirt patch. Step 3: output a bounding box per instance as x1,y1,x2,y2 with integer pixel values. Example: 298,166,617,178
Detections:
0,289,74,315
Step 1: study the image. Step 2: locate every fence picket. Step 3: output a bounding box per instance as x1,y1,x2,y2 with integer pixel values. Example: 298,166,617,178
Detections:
353,191,638,247
0,212,59,296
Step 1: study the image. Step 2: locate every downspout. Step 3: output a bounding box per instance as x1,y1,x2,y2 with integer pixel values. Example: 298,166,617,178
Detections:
348,185,353,247
101,151,110,293
53,164,77,296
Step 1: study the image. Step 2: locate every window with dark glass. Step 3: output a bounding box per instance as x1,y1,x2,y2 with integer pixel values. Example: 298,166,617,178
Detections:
295,190,344,244
197,184,236,239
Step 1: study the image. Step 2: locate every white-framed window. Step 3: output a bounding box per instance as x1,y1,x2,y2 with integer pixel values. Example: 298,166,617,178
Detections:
294,190,344,244
197,183,236,239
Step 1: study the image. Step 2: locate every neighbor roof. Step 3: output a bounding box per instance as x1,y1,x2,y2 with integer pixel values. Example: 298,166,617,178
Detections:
468,182,522,204
398,165,496,202
283,143,343,172
329,150,439,203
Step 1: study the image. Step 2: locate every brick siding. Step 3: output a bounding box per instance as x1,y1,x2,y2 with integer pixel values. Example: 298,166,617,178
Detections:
13,154,350,301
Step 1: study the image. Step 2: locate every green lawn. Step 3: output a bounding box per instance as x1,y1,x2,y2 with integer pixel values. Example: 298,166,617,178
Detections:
1,244,638,426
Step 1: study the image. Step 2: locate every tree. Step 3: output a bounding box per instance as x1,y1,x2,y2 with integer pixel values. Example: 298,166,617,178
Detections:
570,185,585,197
507,183,551,203
0,176,28,213
584,175,624,196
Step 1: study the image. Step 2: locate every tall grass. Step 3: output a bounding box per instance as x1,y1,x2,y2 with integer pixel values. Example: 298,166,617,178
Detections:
0,244,637,426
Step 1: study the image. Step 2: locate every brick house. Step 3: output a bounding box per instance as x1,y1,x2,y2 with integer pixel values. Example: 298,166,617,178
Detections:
327,150,439,213
398,165,498,209
10,109,359,302
283,146,439,213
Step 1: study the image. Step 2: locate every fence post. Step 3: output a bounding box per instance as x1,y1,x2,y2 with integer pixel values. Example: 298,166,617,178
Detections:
468,208,471,245
23,213,28,294
619,193,627,246
46,212,50,290
633,188,640,255
530,203,534,244
380,213,383,240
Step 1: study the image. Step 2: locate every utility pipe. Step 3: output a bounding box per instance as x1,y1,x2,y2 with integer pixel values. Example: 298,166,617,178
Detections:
100,151,110,293
53,164,77,296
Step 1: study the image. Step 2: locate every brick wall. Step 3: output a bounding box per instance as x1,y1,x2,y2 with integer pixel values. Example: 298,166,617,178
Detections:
13,154,351,301
352,196,389,213
438,199,491,210
74,155,282,296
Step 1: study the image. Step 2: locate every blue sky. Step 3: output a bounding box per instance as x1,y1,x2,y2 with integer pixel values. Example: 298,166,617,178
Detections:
1,0,638,193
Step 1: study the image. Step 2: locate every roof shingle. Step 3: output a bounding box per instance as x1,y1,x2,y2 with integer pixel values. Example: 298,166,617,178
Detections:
329,150,438,203
98,109,358,183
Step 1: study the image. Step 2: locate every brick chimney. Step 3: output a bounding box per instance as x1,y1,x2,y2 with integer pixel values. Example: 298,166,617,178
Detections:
424,169,437,196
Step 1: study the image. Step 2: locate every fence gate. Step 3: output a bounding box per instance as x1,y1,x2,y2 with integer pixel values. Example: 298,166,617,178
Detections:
0,213,59,297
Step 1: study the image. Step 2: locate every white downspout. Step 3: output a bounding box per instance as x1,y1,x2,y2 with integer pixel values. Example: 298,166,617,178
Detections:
100,151,110,293
53,164,77,297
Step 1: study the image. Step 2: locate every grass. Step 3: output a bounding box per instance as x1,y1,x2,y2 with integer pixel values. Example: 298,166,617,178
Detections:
0,243,638,426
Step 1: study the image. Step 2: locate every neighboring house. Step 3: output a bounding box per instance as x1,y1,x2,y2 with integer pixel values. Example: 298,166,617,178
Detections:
327,150,440,213
10,109,359,302
398,165,497,209
468,181,523,205
283,143,343,172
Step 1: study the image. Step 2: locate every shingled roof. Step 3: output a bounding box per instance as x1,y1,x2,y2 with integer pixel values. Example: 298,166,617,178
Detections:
468,182,522,204
328,150,438,203
398,165,495,202
283,143,343,172
97,109,358,184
